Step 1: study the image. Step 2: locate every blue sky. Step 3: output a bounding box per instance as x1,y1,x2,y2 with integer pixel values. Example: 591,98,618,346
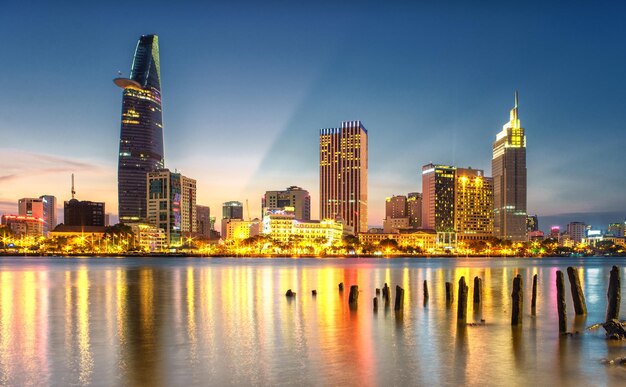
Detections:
1,1,625,231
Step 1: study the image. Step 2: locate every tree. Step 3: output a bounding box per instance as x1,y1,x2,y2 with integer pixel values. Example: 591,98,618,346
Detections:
378,238,399,252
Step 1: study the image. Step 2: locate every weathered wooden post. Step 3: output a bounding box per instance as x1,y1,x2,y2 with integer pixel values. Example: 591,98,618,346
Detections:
383,283,390,307
531,274,537,316
338,282,344,292
286,289,296,298
566,266,587,315
556,270,567,333
373,296,378,312
394,285,404,312
458,276,469,322
606,266,621,321
511,274,523,326
423,280,429,305
312,289,317,296
376,288,380,296
473,276,482,305
445,282,454,305
349,285,358,308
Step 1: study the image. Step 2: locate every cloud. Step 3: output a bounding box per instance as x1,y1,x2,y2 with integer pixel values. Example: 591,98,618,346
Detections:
0,175,17,182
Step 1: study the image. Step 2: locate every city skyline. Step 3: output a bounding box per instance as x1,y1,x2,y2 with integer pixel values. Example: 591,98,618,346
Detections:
1,2,626,232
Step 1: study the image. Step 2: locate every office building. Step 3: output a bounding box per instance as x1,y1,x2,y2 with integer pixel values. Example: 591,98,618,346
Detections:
222,201,244,237
39,195,57,235
320,120,368,233
196,205,211,239
421,164,456,232
115,34,165,222
567,221,586,243
407,192,422,229
492,92,527,241
181,176,197,235
262,186,311,221
64,199,105,227
147,169,193,246
18,198,44,219
1,215,44,237
455,168,493,241
527,215,539,233
262,208,344,246
383,195,410,233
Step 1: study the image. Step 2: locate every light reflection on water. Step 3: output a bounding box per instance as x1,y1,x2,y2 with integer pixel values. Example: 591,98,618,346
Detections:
0,257,625,386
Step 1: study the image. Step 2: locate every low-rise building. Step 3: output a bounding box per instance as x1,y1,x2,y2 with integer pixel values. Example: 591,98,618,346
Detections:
1,215,44,237
358,230,437,251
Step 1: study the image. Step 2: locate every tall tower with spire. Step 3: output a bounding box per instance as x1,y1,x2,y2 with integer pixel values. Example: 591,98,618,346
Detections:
492,91,527,241
114,35,165,223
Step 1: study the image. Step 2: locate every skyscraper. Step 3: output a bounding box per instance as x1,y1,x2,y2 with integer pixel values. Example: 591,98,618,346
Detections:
39,195,57,235
492,92,527,241
64,199,105,227
221,201,244,238
421,164,456,233
320,120,368,234
455,168,493,241
407,192,422,229
115,35,165,223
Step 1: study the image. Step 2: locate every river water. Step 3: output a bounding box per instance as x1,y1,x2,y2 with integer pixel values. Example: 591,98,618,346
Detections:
1,256,625,386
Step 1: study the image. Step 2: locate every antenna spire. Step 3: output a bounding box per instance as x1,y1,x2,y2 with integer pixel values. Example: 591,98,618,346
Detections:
71,174,76,199
514,90,519,108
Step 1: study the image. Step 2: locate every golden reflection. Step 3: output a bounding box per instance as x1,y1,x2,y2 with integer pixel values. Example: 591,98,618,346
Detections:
186,267,197,362
116,269,127,348
76,268,93,384
0,272,14,384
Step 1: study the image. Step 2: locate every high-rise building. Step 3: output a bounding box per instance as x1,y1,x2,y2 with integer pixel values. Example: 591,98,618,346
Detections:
39,195,57,235
115,34,165,223
64,199,105,227
455,168,494,241
383,195,410,233
196,205,211,239
181,176,197,235
18,198,44,219
147,169,193,246
262,186,311,221
608,222,625,237
320,120,368,234
567,221,586,243
222,201,244,238
421,164,456,233
1,215,44,237
407,192,422,229
527,215,539,233
492,92,527,242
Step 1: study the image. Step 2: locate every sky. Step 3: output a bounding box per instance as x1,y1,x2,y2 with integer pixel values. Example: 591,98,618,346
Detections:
1,1,625,232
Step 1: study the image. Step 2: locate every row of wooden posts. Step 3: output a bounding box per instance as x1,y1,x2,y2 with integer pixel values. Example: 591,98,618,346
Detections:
286,265,622,332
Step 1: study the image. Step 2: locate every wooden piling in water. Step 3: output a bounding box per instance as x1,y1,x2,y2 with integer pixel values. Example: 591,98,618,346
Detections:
473,276,482,305
458,276,469,322
349,285,359,307
338,282,344,292
286,289,296,298
394,285,404,312
312,290,317,296
511,274,523,326
556,270,567,333
376,288,380,295
606,266,621,322
383,283,390,307
373,296,378,312
567,266,587,315
423,280,429,300
531,274,537,316
445,282,454,305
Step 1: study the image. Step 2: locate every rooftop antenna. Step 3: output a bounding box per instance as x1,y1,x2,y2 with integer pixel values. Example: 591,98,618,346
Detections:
71,174,76,199
245,199,250,221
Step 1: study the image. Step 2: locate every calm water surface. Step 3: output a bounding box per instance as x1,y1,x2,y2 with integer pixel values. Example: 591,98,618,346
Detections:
1,256,626,386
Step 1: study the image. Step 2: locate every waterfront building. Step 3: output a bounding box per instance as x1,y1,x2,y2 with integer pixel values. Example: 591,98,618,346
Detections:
262,186,311,221
147,169,189,246
567,221,586,243
130,223,167,252
181,176,197,235
608,222,625,237
455,168,493,241
222,201,244,237
115,34,165,223
358,230,437,252
550,226,561,240
64,199,105,227
224,219,261,241
196,205,211,239
320,120,368,234
39,195,57,235
262,208,344,246
407,192,422,229
1,215,44,237
527,215,539,233
421,164,456,247
492,92,527,242
383,195,410,233
18,198,44,219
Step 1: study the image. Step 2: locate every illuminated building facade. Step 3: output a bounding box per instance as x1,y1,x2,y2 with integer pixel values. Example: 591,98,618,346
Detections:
492,92,527,241
407,192,422,229
383,195,410,233
421,164,456,233
1,215,44,237
130,223,167,252
64,199,105,227
225,219,261,241
262,208,344,246
358,230,437,251
608,222,625,237
147,169,184,246
527,215,539,233
115,34,165,223
567,221,586,243
262,186,311,221
320,120,368,234
455,168,493,241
